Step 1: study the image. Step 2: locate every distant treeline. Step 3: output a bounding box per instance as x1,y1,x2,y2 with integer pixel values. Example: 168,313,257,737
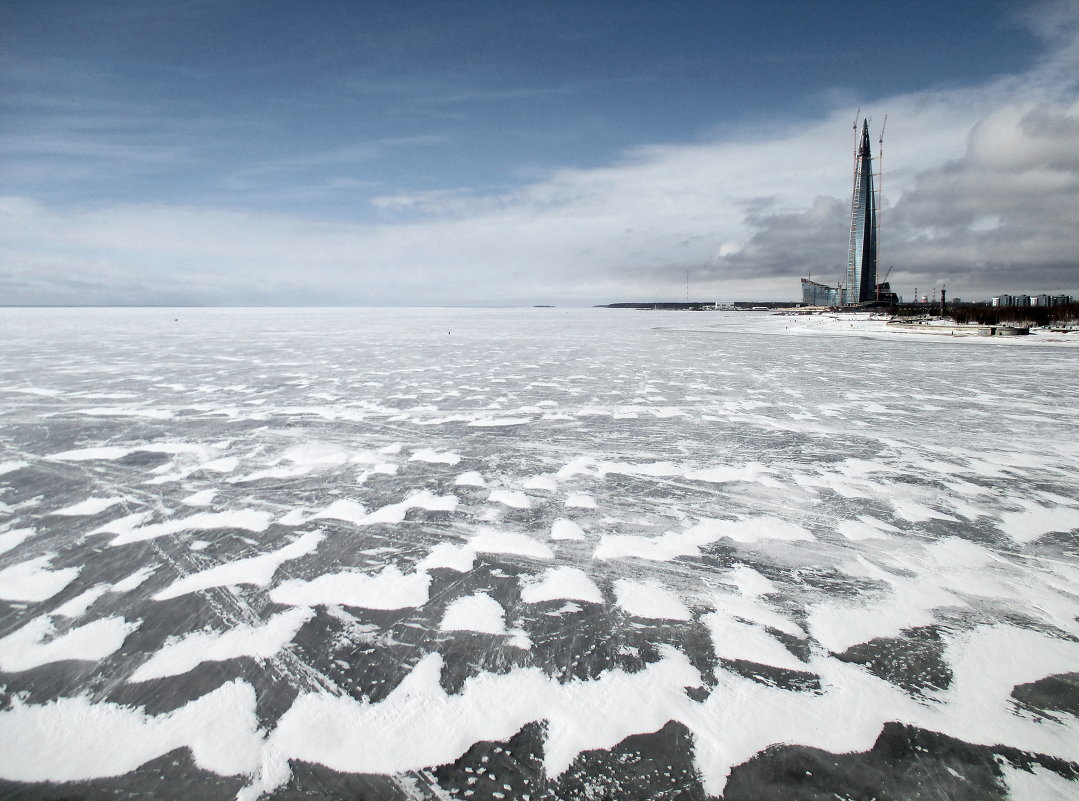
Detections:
892,302,1079,326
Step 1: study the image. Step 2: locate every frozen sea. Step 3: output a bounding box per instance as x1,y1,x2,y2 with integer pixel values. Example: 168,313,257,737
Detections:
1,306,1077,801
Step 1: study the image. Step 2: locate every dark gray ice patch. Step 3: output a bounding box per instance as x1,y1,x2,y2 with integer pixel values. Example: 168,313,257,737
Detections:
433,719,708,801
433,720,548,800
527,600,717,687
832,626,952,697
0,751,247,801
301,606,425,705
768,627,813,662
722,722,1079,801
546,720,706,801
1011,672,1079,722
718,658,822,693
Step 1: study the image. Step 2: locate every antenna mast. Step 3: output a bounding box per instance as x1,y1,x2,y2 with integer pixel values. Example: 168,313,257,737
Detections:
877,114,886,286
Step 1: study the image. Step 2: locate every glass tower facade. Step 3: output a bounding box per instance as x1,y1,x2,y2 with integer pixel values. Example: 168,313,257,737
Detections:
845,119,878,304
801,278,840,306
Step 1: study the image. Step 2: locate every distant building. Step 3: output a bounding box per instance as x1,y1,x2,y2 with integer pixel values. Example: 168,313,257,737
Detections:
1034,294,1074,306
800,118,889,307
995,293,1071,307
801,277,841,306
844,119,879,304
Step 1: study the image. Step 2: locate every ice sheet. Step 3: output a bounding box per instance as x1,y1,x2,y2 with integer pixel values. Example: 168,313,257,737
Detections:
1,307,1077,800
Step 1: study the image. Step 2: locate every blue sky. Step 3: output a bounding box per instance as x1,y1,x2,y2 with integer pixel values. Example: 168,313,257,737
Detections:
2,0,1077,305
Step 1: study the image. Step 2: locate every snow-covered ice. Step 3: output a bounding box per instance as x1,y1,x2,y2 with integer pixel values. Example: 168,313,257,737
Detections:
1,306,1077,800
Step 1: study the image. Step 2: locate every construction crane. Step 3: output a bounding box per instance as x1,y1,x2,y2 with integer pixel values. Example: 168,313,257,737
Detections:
875,265,893,301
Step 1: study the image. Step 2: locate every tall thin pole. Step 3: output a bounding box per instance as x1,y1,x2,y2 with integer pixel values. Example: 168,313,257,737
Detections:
877,115,886,291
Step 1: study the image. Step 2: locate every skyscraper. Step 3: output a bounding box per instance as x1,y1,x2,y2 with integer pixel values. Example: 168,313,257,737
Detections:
845,119,878,304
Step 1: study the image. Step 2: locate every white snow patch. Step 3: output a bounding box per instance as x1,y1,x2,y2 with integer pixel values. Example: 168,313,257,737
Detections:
0,555,80,602
685,463,772,484
0,680,262,781
507,627,533,650
467,417,531,427
440,593,507,634
51,497,122,517
0,527,35,556
53,585,110,618
703,611,805,671
270,564,430,610
613,579,692,621
724,564,777,598
890,496,959,523
1001,763,1079,800
807,555,964,652
596,517,811,562
455,471,487,487
277,509,309,526
489,489,531,509
182,489,217,507
550,519,586,540
0,614,138,672
835,516,899,541
0,460,29,475
409,448,462,465
129,607,314,682
314,491,457,526
601,461,681,478
418,542,476,573
10,387,63,396
246,645,701,797
108,510,273,546
695,517,814,544
313,499,368,524
48,442,209,462
521,567,603,605
998,499,1079,543
110,565,157,593
594,529,709,562
282,443,350,468
468,530,554,560
89,510,153,537
549,602,582,616
364,491,458,524
523,475,558,492
154,532,325,601
565,493,597,509
713,592,806,637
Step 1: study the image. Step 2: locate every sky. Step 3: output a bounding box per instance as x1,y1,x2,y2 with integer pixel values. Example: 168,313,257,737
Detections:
1,0,1078,306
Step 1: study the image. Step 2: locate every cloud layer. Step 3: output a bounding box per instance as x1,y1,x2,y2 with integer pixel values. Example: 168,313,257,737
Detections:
2,6,1078,305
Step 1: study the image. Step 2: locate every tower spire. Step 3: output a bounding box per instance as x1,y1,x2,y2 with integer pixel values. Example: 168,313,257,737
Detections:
845,118,878,304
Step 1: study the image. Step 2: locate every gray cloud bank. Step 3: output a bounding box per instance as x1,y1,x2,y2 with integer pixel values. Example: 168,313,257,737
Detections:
2,13,1078,306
